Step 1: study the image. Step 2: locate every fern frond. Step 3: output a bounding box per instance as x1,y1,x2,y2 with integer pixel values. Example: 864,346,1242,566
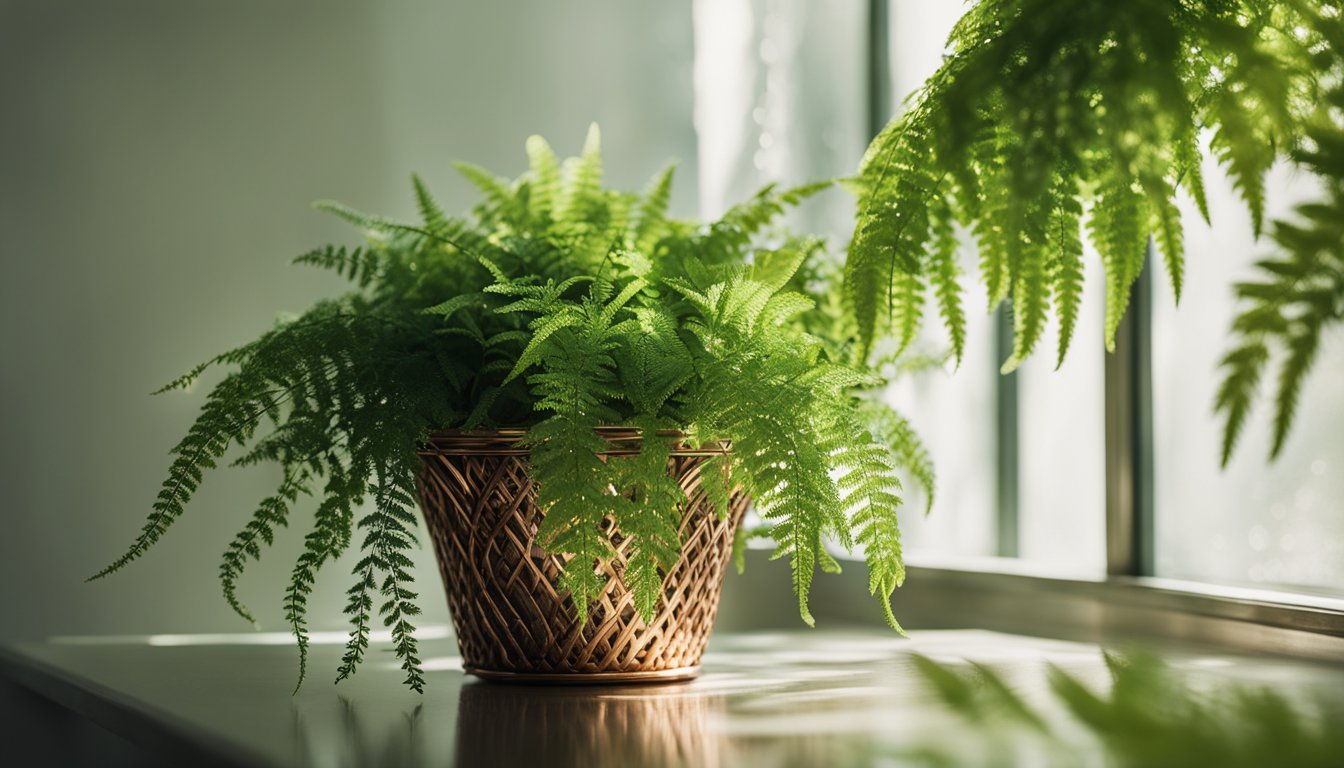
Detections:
525,134,562,220
454,161,518,216
338,446,425,692
1090,176,1148,352
286,464,360,692
91,373,276,579
219,466,310,624
615,307,693,414
1143,176,1186,303
679,271,905,627
422,292,487,319
848,0,1317,365
556,123,605,224
708,181,831,258
1048,195,1086,368
411,174,449,233
1216,50,1344,463
294,245,383,287
611,419,686,622
635,163,676,253
929,197,967,365
1003,237,1050,374
831,427,906,632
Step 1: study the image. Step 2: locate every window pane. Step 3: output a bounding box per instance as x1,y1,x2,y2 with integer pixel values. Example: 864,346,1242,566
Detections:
884,273,999,559
883,0,998,559
889,1,1107,568
1016,255,1107,573
1153,161,1344,595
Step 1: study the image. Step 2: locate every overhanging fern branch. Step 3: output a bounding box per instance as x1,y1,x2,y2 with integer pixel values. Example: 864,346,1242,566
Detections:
1216,7,1344,463
337,425,427,692
89,371,279,580
1217,122,1344,462
847,0,1319,368
219,465,312,625
286,461,361,693
676,273,905,626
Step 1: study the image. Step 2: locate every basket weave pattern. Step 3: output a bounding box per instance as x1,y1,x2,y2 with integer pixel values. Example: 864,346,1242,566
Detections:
416,429,748,680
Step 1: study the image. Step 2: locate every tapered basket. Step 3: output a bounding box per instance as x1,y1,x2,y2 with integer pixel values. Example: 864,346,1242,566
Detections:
415,428,748,683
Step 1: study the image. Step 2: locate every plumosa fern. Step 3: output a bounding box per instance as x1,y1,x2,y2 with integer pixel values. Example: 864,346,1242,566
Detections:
93,126,930,692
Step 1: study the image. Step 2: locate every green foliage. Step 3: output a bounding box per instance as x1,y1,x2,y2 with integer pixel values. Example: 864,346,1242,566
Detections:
93,127,920,691
1218,10,1344,464
848,0,1322,370
912,650,1344,767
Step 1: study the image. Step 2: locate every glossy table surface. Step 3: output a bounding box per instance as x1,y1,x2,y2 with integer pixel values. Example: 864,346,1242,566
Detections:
4,626,1342,767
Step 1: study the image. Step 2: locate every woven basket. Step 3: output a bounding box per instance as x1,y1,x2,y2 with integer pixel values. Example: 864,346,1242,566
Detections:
416,428,748,683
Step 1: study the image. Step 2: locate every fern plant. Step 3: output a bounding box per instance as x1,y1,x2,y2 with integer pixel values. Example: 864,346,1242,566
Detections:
92,126,931,692
848,0,1324,371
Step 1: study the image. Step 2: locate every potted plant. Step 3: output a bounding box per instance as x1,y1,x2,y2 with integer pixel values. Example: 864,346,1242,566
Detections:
92,127,929,691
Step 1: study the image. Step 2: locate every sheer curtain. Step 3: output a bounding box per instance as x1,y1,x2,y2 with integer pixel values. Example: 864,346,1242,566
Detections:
691,0,865,236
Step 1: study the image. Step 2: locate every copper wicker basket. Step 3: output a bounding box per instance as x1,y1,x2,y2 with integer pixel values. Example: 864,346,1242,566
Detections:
416,428,748,683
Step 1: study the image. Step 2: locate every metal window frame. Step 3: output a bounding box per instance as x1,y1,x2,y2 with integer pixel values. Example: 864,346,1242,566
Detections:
1106,248,1155,576
859,3,1344,645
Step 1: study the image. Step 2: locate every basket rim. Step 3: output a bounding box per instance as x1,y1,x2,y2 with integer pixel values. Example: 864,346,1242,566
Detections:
417,427,731,457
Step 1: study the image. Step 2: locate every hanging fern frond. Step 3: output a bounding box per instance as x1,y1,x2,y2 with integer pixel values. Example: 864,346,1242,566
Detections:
1217,156,1344,462
610,417,687,622
1216,7,1344,464
1048,192,1086,368
294,244,383,288
218,465,311,625
848,0,1319,367
285,463,361,692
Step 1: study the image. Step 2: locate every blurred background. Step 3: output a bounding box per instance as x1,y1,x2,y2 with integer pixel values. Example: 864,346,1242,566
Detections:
0,0,700,641
1,0,1341,646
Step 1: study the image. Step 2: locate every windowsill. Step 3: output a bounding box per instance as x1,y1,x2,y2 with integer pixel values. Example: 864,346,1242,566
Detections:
722,550,1344,662
902,551,1344,614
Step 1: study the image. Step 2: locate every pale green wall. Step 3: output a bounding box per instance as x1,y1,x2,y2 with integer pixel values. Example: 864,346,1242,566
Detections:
0,0,697,640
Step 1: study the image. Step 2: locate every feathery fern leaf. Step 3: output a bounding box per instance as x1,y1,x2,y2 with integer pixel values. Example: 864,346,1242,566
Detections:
1216,17,1344,463
848,0,1319,365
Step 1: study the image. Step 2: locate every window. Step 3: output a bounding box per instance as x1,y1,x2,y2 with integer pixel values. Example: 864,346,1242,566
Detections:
1015,256,1107,573
1153,162,1344,596
880,1,1338,595
885,0,1107,573
694,0,1342,602
883,0,1001,562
